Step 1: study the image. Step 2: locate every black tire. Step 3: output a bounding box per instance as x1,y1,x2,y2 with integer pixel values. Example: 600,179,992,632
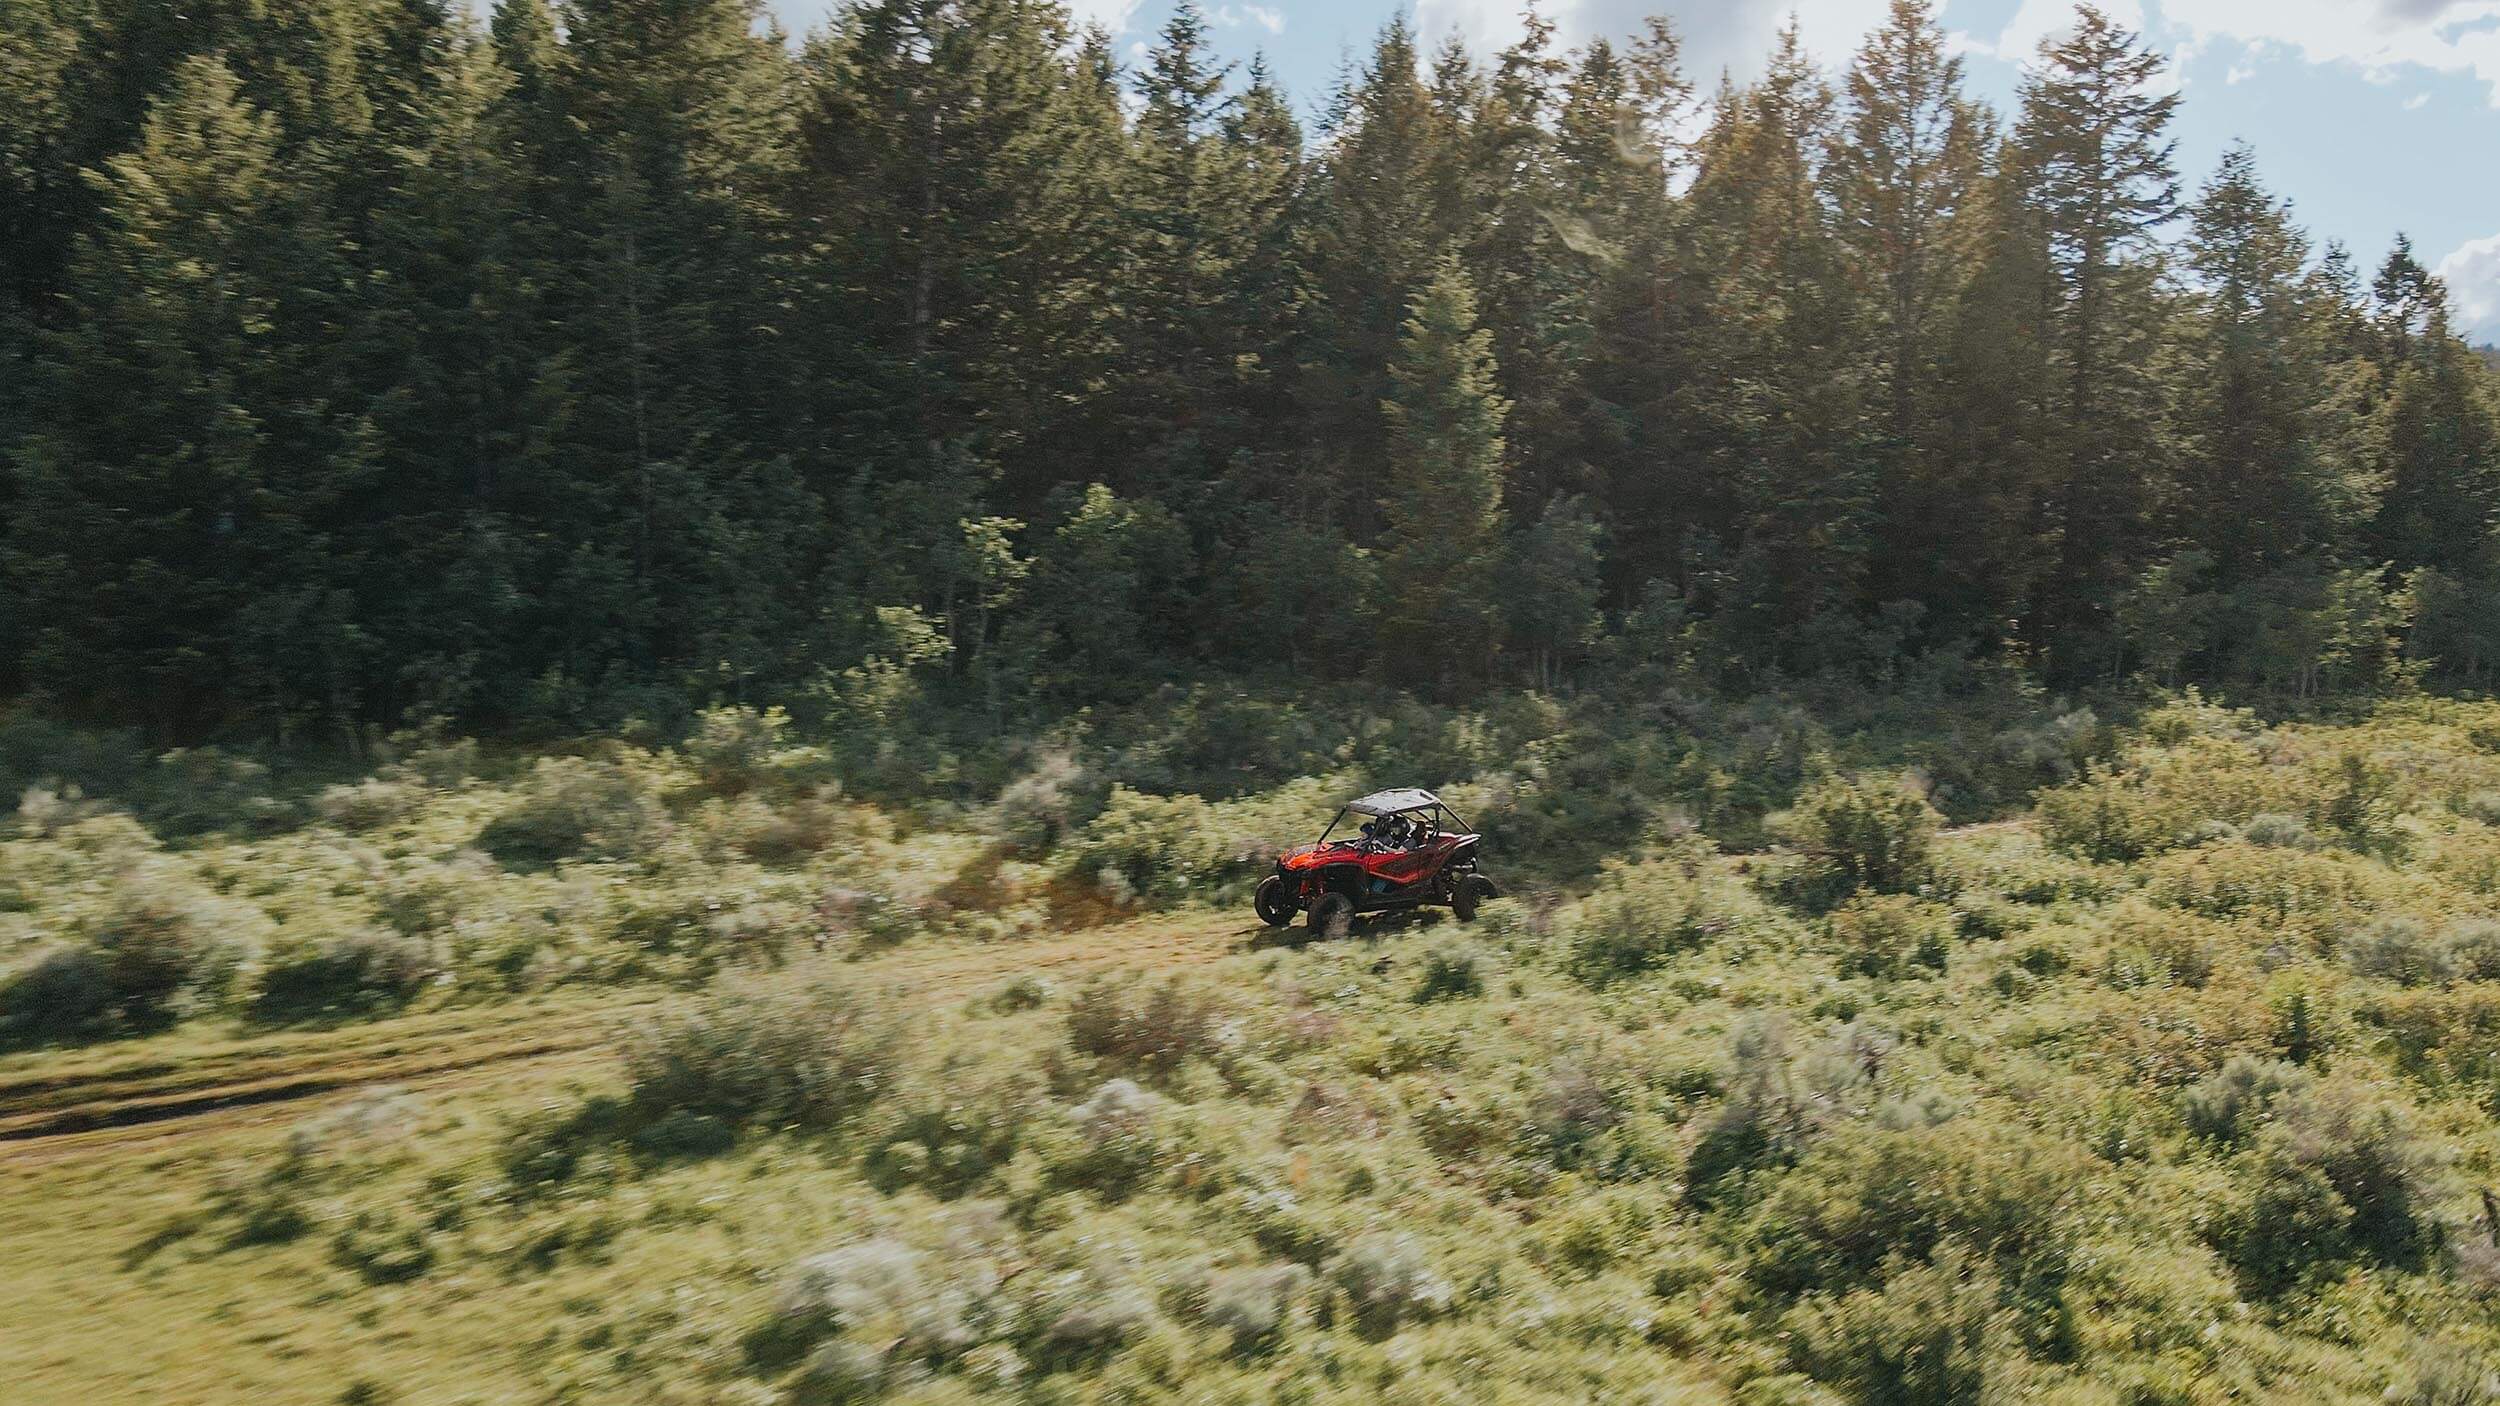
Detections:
1452,874,1498,922
1254,874,1296,928
1308,891,1355,938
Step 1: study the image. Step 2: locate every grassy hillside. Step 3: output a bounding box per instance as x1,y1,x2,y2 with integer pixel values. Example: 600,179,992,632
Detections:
9,695,2500,1403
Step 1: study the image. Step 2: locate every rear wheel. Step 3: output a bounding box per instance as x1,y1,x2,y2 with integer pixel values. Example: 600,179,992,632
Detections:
1254,875,1295,928
1308,891,1355,938
1452,874,1498,922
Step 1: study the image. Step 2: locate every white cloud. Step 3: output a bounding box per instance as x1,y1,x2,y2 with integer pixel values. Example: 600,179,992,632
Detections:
1066,0,1143,37
1958,1,2500,106
2153,0,2500,105
1230,3,1287,35
2406,89,2433,106
1412,0,1891,87
2439,230,2500,341
1979,0,2150,62
1403,0,2500,115
1965,0,2203,98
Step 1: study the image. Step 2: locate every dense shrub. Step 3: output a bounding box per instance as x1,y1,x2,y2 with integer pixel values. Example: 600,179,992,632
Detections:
2388,1347,2500,1406
136,746,293,838
1029,1077,1172,1203
1685,1019,1879,1207
2,861,246,1039
0,945,114,1039
682,705,814,797
2035,710,2289,863
620,981,893,1132
774,1238,976,1359
989,975,1052,1013
992,746,1103,856
788,1339,895,1405
1323,1233,1450,1336
759,1227,1028,1396
1948,892,2027,942
1517,1063,1672,1182
720,786,855,865
1987,707,2109,790
1069,1077,1158,1143
331,1206,438,1284
313,777,427,832
867,1096,1028,1197
1690,1015,1830,1205
90,880,230,1024
1036,1263,1160,1355
2087,906,2218,993
2178,1055,2312,1144
1565,853,1737,985
1063,979,1223,1076
0,717,155,813
383,727,481,789
2211,1079,2444,1293
1061,786,1229,904
475,757,665,868
1741,1122,2086,1310
1200,1263,1313,1346
2342,915,2459,987
2142,842,2378,927
2241,812,2322,850
254,931,436,1019
1784,1249,2011,1406
2038,769,2189,865
1771,771,1941,909
1829,894,1954,979
2446,917,2500,980
1412,943,1485,1002
1058,775,1339,904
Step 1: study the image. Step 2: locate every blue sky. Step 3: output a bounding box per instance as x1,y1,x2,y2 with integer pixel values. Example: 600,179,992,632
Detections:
768,0,2500,341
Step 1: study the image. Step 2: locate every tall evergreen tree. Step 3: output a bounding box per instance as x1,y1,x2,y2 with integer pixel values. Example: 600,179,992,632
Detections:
1302,17,1466,528
1217,56,1310,432
1460,7,1580,513
1681,24,1876,673
799,0,1120,521
1569,22,1704,603
2014,4,2181,677
1114,3,1310,525
1826,0,1984,441
2364,242,2500,574
9,56,371,736
2173,145,2351,573
1828,0,1993,641
1120,0,1237,485
511,0,817,710
1916,163,2059,650
1374,257,1510,689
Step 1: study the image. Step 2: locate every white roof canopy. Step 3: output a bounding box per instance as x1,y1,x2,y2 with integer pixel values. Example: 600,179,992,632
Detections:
1344,788,1441,816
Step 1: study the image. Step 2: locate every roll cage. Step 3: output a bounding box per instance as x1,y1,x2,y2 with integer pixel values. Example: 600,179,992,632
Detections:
1315,790,1476,847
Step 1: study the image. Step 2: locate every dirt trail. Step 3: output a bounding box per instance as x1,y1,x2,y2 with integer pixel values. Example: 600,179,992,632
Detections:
0,909,1260,1165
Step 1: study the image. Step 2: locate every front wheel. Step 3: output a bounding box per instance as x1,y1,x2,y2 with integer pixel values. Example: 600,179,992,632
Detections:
1308,891,1355,938
1452,874,1498,922
1254,875,1296,928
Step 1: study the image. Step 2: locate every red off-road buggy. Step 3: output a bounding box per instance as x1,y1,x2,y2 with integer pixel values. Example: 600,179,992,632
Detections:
1253,788,1498,934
